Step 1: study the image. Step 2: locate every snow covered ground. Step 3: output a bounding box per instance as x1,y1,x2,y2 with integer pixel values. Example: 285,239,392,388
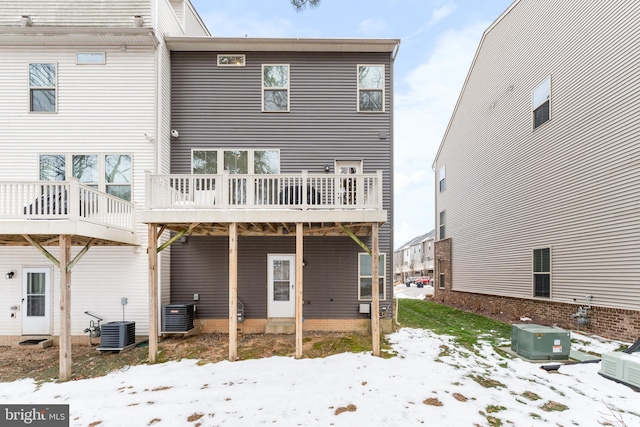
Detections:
1,289,638,426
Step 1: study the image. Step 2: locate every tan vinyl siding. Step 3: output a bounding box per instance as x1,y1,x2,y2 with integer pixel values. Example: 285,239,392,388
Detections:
434,0,640,310
0,1,152,28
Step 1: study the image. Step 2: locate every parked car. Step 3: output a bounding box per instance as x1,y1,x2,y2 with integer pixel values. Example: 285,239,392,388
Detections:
415,276,431,288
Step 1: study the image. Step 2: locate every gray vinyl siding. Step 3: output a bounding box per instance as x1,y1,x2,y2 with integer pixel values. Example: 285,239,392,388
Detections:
434,0,640,310
169,50,393,312
170,236,391,319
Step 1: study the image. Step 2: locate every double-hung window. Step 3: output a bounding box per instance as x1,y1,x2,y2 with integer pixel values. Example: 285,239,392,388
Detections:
358,65,384,112
532,77,550,129
358,253,386,300
30,63,57,112
439,210,446,240
439,165,446,192
533,248,551,298
262,64,289,112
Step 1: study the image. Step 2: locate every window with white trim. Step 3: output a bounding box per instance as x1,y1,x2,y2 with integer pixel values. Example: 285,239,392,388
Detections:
533,248,551,298
39,153,132,201
29,63,56,112
76,52,105,65
262,64,289,112
358,252,386,300
439,165,446,192
439,210,446,240
217,54,245,67
192,149,280,174
532,77,550,129
358,65,384,112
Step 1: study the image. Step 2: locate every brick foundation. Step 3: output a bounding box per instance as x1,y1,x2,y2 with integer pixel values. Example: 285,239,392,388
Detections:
434,289,640,343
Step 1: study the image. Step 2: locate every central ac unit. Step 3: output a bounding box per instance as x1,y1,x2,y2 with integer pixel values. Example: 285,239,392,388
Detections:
100,321,135,349
162,304,195,332
511,324,570,360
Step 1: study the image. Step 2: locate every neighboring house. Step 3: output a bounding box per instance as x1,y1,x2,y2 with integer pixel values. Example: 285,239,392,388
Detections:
0,0,209,380
433,0,640,342
393,230,434,282
142,37,399,359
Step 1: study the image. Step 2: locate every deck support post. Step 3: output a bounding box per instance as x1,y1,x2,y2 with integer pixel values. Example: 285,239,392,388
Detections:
371,223,380,357
295,222,303,359
229,222,238,361
59,234,72,381
148,224,159,364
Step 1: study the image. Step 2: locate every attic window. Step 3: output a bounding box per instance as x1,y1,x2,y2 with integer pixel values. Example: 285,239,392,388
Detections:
76,52,105,65
217,54,245,67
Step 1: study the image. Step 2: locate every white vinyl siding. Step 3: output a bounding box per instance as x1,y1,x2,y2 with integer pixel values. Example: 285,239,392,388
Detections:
433,0,640,310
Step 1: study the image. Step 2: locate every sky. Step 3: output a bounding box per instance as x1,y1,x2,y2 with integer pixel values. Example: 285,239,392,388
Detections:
2,286,639,426
189,0,515,249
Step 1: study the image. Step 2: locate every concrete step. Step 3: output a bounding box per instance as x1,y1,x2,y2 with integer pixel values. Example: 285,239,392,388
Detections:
265,319,295,334
11,337,53,349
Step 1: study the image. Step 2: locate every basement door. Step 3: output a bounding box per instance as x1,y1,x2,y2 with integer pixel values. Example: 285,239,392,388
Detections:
267,254,295,318
22,268,51,335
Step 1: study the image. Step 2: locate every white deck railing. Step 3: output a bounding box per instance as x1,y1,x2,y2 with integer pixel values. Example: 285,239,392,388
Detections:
146,170,383,210
0,179,136,231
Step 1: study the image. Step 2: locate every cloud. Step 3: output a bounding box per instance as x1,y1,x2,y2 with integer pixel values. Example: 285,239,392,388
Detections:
402,2,457,41
357,18,388,36
392,21,489,247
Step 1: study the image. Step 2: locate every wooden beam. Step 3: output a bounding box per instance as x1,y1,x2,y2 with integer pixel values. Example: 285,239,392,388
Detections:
148,224,159,364
338,224,372,255
266,222,278,233
229,222,238,361
156,224,167,239
295,222,303,359
156,223,200,253
59,235,72,381
66,238,96,272
22,235,60,268
371,223,380,357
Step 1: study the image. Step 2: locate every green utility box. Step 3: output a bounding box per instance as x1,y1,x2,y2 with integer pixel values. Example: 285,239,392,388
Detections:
511,324,571,360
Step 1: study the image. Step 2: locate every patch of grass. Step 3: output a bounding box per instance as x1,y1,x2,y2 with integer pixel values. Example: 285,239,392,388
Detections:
397,299,511,350
521,391,541,401
540,401,569,412
334,404,357,415
486,405,507,413
468,374,505,389
479,411,503,427
529,413,542,420
423,397,443,406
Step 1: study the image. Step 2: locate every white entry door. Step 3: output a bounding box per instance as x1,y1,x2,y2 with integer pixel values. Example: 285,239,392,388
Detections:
22,268,51,335
267,255,296,318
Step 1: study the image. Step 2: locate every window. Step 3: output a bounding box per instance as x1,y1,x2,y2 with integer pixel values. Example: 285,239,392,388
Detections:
438,259,445,289
217,54,245,67
192,149,280,175
105,155,132,201
358,65,384,112
76,52,105,65
29,63,56,112
262,64,289,112
533,248,551,298
39,153,132,201
439,210,446,240
532,77,550,129
439,165,446,192
358,253,386,300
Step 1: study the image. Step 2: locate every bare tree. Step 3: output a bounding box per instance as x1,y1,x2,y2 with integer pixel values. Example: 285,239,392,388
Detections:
291,0,320,12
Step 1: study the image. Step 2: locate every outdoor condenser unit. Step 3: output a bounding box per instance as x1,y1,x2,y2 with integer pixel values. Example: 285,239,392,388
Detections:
162,304,195,332
100,321,135,349
599,351,640,390
511,324,570,360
